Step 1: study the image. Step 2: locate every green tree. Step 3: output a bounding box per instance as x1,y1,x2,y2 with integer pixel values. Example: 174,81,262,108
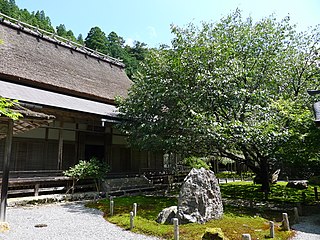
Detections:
32,10,54,32
77,33,84,45
56,24,67,36
118,10,320,194
124,41,149,79
0,0,19,18
56,24,76,41
84,26,108,54
64,158,109,193
107,31,126,58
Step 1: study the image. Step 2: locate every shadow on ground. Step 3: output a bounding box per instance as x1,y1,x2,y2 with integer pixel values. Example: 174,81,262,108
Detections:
61,201,103,216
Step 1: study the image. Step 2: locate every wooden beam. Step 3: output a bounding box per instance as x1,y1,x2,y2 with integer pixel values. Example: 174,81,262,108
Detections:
0,119,13,222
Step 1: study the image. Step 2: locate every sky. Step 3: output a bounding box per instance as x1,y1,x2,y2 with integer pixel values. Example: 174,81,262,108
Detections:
14,0,320,48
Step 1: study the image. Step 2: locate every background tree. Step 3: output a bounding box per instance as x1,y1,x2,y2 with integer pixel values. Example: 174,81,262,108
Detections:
77,33,84,45
0,0,19,18
85,26,109,54
125,41,149,79
118,10,320,194
56,24,77,41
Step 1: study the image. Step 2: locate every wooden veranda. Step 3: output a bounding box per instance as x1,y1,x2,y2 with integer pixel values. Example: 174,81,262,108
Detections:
0,103,54,222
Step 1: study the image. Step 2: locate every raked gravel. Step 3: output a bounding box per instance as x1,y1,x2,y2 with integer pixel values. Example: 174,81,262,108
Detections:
0,201,160,240
291,213,320,240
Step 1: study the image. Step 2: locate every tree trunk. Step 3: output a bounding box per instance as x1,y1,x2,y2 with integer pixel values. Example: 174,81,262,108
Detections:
259,158,270,199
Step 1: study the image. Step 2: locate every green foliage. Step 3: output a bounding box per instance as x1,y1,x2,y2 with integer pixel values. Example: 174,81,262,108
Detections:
118,9,320,189
183,156,211,170
88,195,293,240
220,182,319,204
64,157,109,180
64,157,109,192
0,97,22,120
84,28,149,78
309,175,320,185
56,24,76,42
85,26,109,54
216,171,239,179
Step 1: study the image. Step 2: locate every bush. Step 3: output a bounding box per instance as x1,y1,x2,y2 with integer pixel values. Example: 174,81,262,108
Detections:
64,157,109,192
183,156,211,170
308,175,320,185
215,171,238,179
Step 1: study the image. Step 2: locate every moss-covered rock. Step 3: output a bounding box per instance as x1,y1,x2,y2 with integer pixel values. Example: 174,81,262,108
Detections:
202,227,229,240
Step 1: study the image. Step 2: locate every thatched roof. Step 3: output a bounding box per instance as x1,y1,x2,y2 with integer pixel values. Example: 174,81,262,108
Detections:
0,103,55,139
0,15,132,104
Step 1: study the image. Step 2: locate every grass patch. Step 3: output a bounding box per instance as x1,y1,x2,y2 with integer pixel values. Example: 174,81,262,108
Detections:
87,195,294,240
220,181,319,204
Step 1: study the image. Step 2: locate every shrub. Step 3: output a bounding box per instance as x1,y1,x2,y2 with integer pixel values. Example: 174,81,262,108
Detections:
183,156,211,170
64,157,109,193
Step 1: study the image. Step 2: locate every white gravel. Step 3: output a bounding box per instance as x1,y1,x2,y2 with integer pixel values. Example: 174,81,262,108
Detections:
0,202,160,240
2,200,319,240
291,214,320,240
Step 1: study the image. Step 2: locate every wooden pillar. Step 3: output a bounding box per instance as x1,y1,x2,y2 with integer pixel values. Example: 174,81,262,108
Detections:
57,122,64,170
0,119,13,222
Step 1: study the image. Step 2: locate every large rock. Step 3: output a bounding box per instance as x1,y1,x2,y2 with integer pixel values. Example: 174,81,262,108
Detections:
156,206,177,224
178,168,223,224
286,181,308,190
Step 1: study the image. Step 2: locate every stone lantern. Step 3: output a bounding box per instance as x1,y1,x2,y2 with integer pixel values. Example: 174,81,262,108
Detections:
307,90,320,128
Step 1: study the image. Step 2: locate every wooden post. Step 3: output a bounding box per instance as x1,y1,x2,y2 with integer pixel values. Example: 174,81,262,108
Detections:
0,119,13,222
242,234,251,240
133,203,137,217
282,213,290,231
314,187,318,201
269,221,275,238
34,183,40,197
296,202,302,215
293,207,299,223
173,218,179,240
110,200,114,216
57,122,64,170
130,211,134,230
225,178,228,184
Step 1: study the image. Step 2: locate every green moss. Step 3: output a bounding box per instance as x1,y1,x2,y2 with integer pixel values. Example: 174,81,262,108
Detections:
87,195,294,240
202,227,228,240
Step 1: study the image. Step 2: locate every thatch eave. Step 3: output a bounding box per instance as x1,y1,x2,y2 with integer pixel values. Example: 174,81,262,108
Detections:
0,14,132,102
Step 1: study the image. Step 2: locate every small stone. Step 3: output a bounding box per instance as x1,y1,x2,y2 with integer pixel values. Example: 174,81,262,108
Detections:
0,222,10,233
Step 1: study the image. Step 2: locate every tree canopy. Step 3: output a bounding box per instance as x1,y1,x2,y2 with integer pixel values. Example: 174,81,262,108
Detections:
118,10,320,192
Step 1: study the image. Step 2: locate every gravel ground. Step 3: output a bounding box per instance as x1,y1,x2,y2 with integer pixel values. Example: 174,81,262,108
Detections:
291,213,320,240
1,200,319,240
0,202,160,240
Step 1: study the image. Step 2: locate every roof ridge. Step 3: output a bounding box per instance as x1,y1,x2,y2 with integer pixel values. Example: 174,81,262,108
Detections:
0,12,125,68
